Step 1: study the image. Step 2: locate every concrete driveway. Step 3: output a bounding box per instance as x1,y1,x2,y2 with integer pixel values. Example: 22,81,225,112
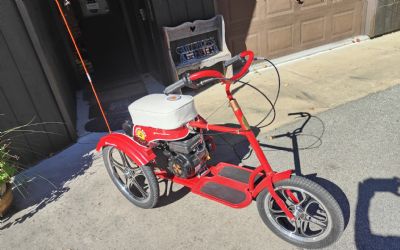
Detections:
1,33,400,249
2,83,399,250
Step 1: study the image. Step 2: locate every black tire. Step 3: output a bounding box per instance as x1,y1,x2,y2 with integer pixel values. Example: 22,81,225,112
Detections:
102,146,159,209
256,175,344,249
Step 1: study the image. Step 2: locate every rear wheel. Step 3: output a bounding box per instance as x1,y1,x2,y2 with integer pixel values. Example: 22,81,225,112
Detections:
256,176,344,249
102,146,159,208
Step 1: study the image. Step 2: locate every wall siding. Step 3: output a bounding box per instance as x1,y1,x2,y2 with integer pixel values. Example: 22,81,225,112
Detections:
374,0,400,36
0,0,75,166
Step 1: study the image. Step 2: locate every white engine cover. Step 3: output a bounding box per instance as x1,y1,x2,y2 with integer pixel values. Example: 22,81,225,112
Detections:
128,94,198,130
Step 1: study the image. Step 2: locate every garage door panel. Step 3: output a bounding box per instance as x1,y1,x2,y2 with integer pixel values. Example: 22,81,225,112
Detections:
300,17,327,46
332,10,356,38
300,0,328,10
266,0,295,17
331,1,363,39
246,33,262,55
267,24,295,55
217,0,364,57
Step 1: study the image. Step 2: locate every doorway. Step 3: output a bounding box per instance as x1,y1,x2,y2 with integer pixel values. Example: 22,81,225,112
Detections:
62,0,158,132
71,0,145,87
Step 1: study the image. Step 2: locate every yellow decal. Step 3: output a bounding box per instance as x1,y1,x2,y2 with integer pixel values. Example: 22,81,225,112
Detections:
135,128,147,141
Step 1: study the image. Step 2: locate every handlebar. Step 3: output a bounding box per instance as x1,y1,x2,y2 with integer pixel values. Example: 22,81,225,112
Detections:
190,50,254,83
163,78,185,95
164,50,255,95
223,54,242,68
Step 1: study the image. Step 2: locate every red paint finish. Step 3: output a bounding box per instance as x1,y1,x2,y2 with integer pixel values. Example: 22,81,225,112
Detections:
181,51,293,216
251,170,293,198
189,51,254,84
133,125,189,143
232,51,254,81
189,120,243,135
96,133,156,166
286,190,300,204
159,163,254,208
97,49,295,219
249,170,294,220
156,163,292,211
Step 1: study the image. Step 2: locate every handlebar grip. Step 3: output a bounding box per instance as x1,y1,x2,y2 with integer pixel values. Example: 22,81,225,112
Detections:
223,55,241,68
163,79,186,95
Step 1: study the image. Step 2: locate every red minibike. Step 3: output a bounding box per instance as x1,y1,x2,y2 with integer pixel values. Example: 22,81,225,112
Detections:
97,51,344,248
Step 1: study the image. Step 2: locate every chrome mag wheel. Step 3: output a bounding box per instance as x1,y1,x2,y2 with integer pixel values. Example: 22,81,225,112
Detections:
256,176,344,249
102,146,159,209
266,186,331,241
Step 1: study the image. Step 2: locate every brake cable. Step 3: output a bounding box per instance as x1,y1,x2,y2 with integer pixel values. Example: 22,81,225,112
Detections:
201,57,281,131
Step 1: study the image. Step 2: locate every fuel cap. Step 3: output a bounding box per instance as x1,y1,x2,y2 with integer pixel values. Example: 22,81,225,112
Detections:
166,95,182,101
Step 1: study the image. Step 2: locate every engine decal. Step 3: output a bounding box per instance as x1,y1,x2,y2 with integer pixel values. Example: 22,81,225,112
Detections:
135,128,147,141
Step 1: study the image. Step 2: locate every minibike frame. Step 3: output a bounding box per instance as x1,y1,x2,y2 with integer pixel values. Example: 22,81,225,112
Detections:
97,51,296,220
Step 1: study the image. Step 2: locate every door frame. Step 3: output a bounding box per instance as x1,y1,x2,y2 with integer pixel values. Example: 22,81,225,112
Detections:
118,0,160,75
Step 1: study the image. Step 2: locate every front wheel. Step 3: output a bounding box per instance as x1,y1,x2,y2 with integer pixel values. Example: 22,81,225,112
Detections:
102,146,159,209
256,176,344,249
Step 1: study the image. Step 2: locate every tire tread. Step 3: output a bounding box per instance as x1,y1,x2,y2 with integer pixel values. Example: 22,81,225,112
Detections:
256,175,344,249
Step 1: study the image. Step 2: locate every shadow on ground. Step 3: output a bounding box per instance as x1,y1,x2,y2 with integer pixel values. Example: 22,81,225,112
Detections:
0,151,94,230
157,179,191,208
154,122,259,207
257,112,351,229
355,177,400,249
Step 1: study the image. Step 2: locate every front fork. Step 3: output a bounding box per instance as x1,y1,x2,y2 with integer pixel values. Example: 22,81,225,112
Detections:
250,168,296,221
228,100,296,220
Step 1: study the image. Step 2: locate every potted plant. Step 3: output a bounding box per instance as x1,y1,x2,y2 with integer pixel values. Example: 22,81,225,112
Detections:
0,118,59,217
0,143,16,217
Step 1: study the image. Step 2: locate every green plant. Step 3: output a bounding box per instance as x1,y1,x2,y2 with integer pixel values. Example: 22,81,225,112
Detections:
0,117,61,197
0,144,17,186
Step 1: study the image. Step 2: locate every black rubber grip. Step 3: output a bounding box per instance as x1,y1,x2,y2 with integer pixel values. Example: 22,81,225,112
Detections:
223,55,241,68
164,79,185,94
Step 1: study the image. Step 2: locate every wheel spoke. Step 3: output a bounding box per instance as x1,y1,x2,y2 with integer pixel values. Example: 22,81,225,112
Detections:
117,150,128,169
112,162,125,172
297,191,310,206
280,189,296,206
305,214,327,229
292,219,301,234
130,177,148,198
304,200,327,221
122,153,134,169
110,154,125,171
105,147,157,208
299,220,310,236
263,182,333,241
271,210,287,217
